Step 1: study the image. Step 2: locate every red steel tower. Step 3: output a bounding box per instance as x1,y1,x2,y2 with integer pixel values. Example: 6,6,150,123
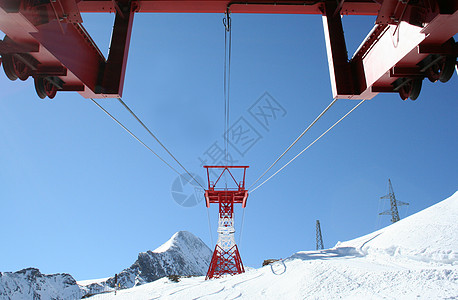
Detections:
204,166,249,280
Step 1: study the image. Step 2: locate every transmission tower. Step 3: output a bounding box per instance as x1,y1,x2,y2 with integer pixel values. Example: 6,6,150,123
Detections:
316,220,324,250
379,179,409,223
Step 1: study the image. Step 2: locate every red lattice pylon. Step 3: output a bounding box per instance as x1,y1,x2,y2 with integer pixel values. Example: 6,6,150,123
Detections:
204,166,249,280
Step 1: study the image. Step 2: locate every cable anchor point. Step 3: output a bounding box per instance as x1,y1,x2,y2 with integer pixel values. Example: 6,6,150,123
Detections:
224,8,231,32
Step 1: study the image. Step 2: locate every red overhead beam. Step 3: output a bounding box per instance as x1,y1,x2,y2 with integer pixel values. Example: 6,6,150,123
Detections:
77,0,379,15
0,0,456,100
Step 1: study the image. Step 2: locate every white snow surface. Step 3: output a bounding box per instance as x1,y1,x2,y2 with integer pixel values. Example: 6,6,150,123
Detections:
89,191,458,299
338,191,458,264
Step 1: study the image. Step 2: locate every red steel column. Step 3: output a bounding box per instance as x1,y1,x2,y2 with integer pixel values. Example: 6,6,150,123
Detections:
322,1,356,99
97,0,135,97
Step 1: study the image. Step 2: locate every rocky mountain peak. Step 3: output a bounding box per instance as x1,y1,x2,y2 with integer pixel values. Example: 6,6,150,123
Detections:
81,231,212,294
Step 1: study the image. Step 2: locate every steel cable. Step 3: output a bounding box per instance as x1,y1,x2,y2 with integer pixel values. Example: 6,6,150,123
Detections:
249,98,338,190
116,97,204,189
91,98,202,188
250,99,366,193
223,12,232,167
91,99,181,173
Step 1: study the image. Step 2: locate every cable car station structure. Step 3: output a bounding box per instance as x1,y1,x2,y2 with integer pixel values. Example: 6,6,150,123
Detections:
0,0,456,100
0,0,456,280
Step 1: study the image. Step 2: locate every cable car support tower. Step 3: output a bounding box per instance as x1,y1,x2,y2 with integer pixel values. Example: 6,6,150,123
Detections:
204,166,249,279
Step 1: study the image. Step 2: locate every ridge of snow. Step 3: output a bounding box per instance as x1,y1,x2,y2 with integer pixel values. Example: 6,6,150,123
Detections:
153,238,174,253
153,231,194,253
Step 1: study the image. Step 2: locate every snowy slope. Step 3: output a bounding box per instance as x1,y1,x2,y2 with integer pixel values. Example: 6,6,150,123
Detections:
80,231,212,294
88,191,458,299
0,268,82,300
338,190,458,264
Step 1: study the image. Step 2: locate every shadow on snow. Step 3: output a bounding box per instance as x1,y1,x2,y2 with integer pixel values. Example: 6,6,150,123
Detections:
288,247,364,261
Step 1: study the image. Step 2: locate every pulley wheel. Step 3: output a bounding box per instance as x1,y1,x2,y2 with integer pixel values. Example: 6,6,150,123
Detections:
12,55,30,81
1,36,30,81
426,57,442,83
398,78,422,101
2,55,18,81
439,55,456,83
427,55,456,83
34,77,57,99
409,78,422,100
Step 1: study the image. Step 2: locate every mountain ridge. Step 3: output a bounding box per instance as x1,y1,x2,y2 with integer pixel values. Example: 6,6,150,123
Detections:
81,230,212,295
0,231,212,299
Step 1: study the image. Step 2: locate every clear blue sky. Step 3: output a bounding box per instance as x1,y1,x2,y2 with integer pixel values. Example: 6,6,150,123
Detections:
0,13,456,281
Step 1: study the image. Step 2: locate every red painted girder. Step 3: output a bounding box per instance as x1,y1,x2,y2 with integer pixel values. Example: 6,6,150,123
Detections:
31,22,105,95
206,191,247,202
0,4,105,96
98,1,135,97
205,190,248,207
77,0,379,15
322,1,355,98
349,7,458,99
204,165,249,168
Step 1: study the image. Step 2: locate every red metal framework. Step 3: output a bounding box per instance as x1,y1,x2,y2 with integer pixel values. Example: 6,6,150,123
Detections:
0,0,456,100
205,165,248,208
207,244,245,279
204,165,248,279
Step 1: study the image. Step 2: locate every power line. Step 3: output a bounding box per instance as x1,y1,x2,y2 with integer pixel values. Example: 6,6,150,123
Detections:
116,97,204,189
249,98,338,190
250,99,366,193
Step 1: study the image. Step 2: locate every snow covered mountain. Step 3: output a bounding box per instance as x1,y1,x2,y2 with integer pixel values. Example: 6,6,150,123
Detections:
81,231,212,294
0,268,82,300
0,231,212,299
88,191,458,299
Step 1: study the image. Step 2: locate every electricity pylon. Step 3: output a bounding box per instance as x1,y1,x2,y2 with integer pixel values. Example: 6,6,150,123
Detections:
379,179,409,223
316,220,324,250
